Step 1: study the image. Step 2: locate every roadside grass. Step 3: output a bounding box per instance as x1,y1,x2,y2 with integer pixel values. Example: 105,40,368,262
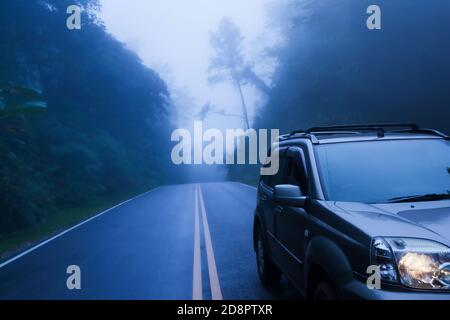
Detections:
0,190,148,261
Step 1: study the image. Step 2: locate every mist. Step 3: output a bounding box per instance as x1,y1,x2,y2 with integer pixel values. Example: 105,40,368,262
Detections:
100,0,274,131
1,0,450,261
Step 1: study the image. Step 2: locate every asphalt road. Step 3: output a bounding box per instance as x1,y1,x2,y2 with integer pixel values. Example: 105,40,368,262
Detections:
0,182,300,300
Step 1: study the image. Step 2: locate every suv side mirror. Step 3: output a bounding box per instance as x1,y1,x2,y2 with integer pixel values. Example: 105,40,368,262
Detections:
274,184,307,207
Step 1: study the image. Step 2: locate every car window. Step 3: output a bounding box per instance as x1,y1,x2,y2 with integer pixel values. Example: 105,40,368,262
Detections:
316,139,450,203
260,148,273,187
269,156,290,188
286,155,308,195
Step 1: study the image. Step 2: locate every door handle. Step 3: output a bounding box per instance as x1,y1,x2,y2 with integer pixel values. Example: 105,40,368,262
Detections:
260,194,267,201
274,206,283,215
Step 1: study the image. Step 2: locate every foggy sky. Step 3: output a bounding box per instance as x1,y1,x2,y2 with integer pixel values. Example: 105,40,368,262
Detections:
100,0,273,130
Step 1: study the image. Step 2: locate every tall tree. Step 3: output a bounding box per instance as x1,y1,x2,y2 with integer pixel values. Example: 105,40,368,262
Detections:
208,18,251,129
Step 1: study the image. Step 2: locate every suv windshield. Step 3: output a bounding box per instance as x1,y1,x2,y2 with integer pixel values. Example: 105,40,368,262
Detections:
316,139,450,203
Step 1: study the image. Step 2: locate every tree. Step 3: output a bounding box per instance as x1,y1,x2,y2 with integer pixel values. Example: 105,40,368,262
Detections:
209,18,267,130
0,0,178,234
254,0,450,134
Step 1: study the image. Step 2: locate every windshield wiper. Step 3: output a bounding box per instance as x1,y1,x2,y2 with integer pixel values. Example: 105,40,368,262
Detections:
388,193,450,203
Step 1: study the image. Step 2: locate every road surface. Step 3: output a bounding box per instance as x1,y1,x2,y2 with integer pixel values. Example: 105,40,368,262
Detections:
0,182,300,300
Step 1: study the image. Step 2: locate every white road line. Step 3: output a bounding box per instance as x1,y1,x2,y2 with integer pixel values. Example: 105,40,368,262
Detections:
192,185,203,300
198,185,223,300
0,187,161,269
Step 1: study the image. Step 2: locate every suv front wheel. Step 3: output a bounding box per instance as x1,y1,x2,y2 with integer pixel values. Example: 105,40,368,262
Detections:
256,226,281,287
313,279,337,300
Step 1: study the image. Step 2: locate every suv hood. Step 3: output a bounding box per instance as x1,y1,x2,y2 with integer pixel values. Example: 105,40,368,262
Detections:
331,200,450,245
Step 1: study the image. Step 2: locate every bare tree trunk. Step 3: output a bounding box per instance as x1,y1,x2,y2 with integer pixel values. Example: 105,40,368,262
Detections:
235,80,250,130
243,66,271,95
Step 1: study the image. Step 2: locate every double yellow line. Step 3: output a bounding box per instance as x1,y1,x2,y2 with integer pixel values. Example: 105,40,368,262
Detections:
193,184,223,300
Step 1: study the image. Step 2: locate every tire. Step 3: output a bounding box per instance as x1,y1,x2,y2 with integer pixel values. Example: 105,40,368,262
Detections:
256,226,281,287
313,279,337,300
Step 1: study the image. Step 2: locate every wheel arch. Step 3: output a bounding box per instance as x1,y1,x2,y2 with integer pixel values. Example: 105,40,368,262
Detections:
304,236,353,299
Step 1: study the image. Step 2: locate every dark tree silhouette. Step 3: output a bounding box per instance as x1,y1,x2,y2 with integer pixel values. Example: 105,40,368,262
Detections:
209,18,269,129
255,0,450,134
0,0,179,233
209,18,249,129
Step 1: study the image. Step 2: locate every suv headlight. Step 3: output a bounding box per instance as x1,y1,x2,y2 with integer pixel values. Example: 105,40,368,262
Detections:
371,237,450,290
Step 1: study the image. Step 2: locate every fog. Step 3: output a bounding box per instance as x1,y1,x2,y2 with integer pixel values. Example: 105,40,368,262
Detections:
100,0,273,131
2,0,450,244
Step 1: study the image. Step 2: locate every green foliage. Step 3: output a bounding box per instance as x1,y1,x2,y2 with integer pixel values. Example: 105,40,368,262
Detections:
0,83,47,119
255,0,450,134
0,1,178,234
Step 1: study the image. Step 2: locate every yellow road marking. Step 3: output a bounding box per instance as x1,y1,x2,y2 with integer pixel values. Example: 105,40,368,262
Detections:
192,185,203,300
198,185,223,300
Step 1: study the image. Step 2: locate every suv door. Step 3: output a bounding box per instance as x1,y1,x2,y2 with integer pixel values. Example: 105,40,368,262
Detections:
274,146,309,288
259,148,290,258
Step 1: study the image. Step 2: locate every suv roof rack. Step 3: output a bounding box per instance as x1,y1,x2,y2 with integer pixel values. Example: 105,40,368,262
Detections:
280,124,449,144
279,130,320,144
307,124,419,138
306,124,419,132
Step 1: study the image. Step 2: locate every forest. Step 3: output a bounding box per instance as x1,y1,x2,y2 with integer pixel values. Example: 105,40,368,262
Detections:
255,0,450,133
0,0,178,238
2,0,450,254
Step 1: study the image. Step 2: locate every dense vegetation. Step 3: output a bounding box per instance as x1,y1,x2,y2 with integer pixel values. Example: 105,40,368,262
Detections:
0,0,177,235
229,0,450,184
255,0,450,134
